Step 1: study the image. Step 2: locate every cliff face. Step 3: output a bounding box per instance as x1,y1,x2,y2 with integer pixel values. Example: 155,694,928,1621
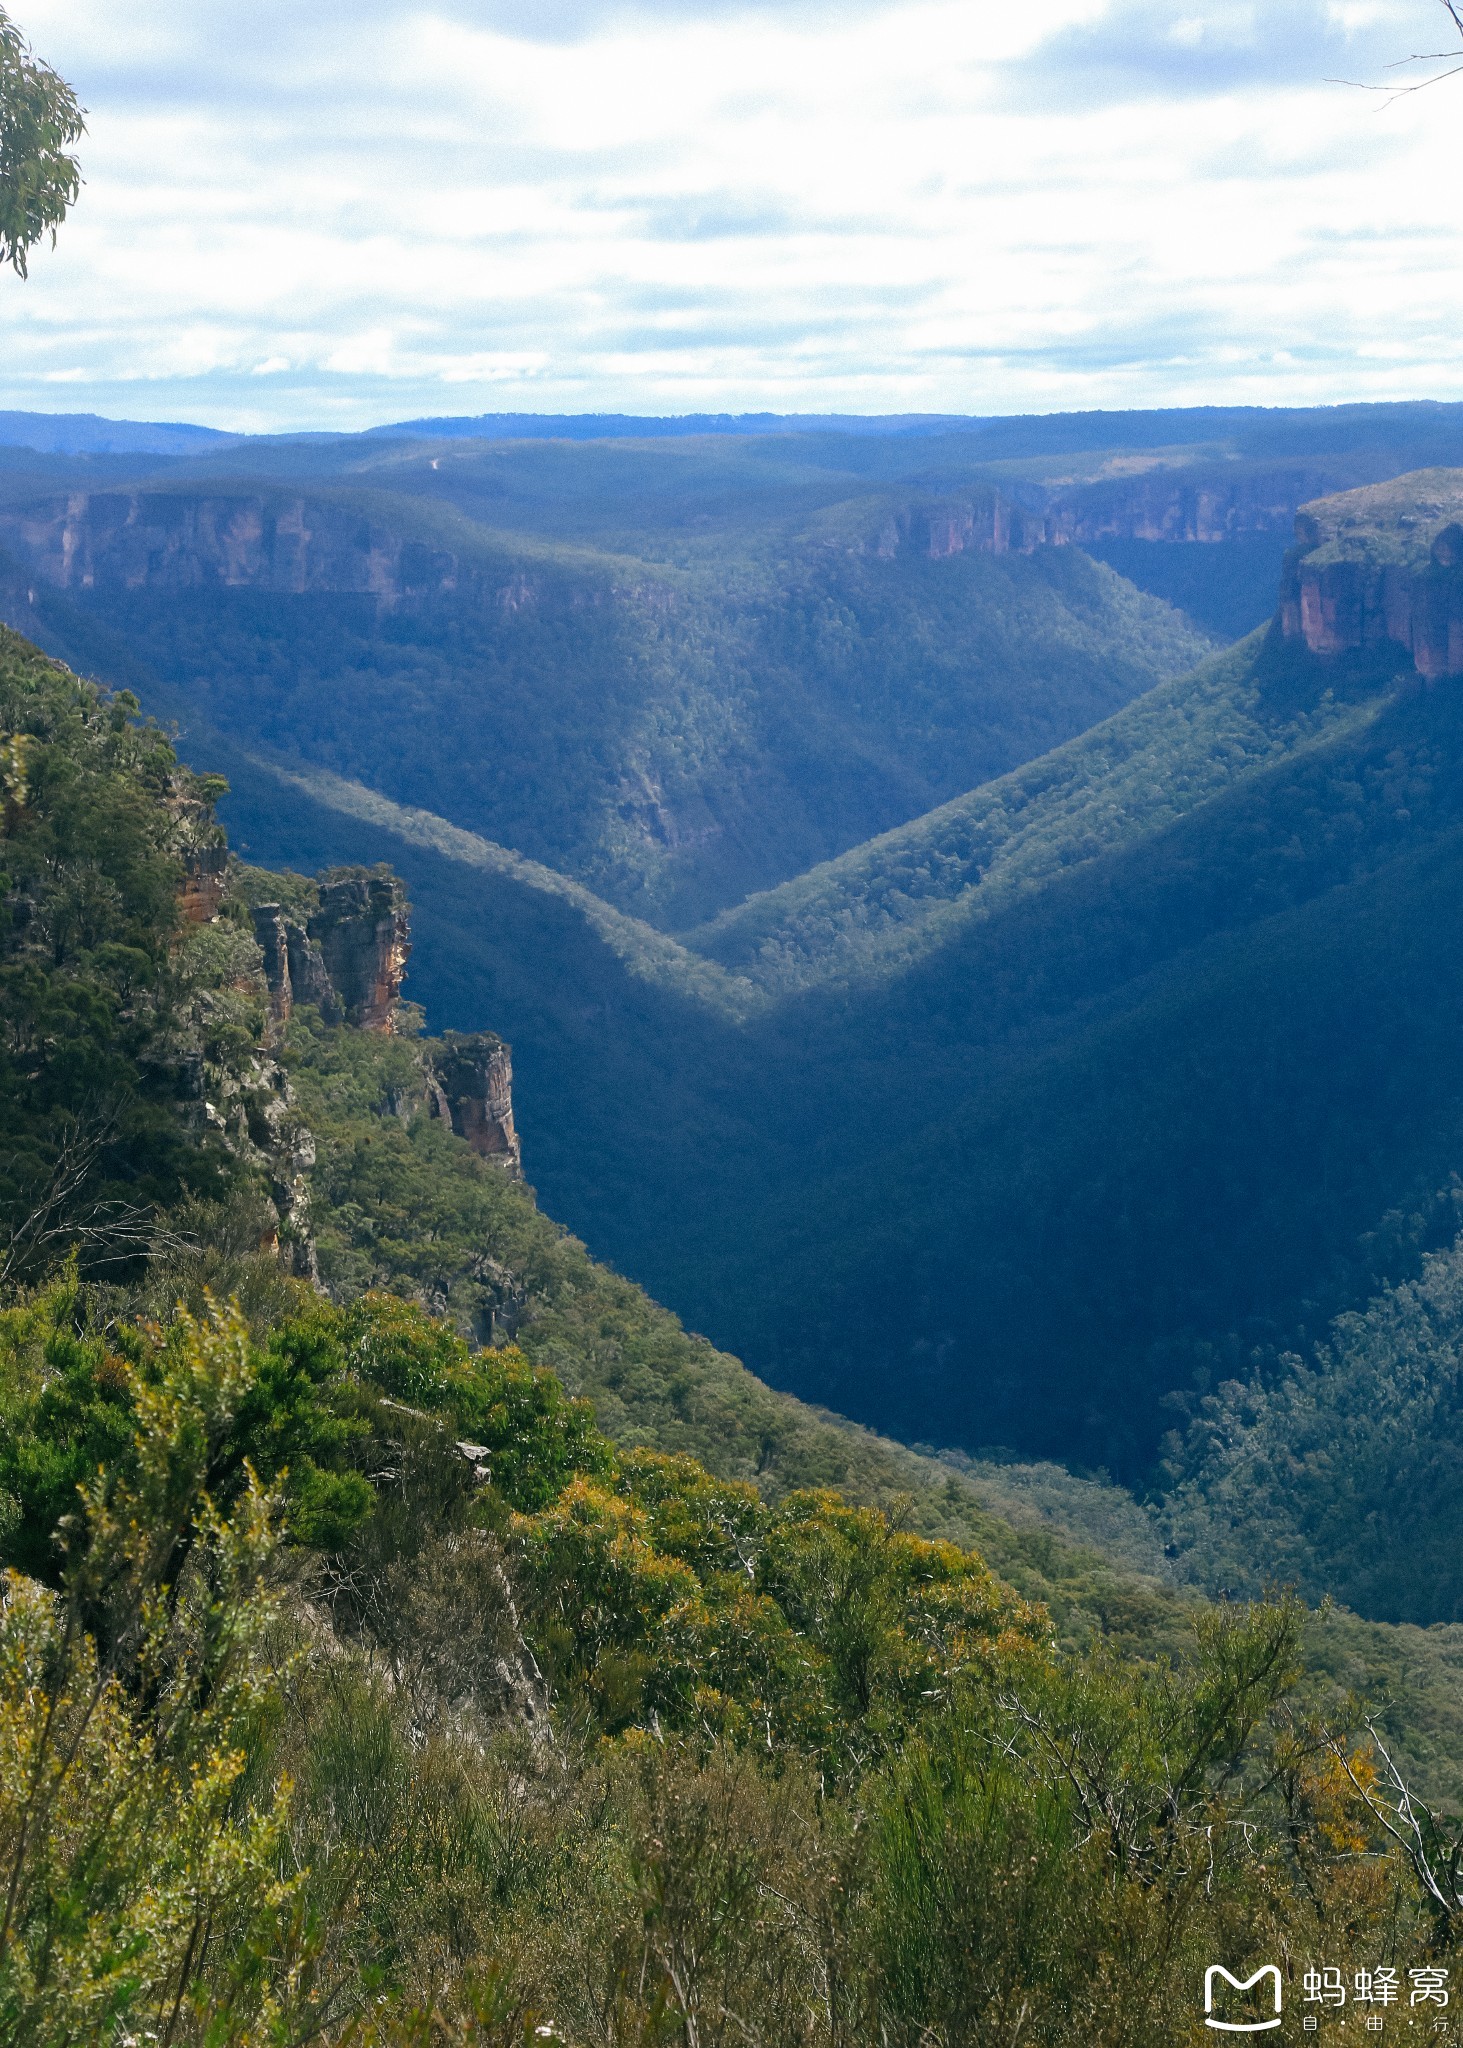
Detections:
252,867,410,1033
864,463,1362,565
1039,464,1343,546
0,491,465,606
425,1031,522,1178
873,494,1049,560
1276,471,1463,680
310,872,412,1032
252,903,337,1027
178,845,229,924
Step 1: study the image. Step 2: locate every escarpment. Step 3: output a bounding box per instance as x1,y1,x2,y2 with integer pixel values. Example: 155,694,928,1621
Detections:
0,464,1379,598
0,491,468,603
0,488,645,616
1040,468,1322,544
856,463,1360,565
1278,471,1463,680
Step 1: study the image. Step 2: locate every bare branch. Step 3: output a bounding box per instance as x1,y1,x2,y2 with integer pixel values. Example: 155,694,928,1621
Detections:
1,1107,197,1286
1329,0,1463,103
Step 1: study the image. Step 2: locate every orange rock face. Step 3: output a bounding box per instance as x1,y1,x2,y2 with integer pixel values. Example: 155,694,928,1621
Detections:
308,871,411,1033
178,845,228,924
426,1031,522,1177
1275,478,1463,681
250,869,411,1035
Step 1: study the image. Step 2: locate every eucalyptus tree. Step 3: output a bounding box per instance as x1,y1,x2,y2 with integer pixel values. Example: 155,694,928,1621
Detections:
0,5,83,276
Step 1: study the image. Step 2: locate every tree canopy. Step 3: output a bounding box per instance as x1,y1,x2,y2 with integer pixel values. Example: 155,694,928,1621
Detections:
0,6,82,276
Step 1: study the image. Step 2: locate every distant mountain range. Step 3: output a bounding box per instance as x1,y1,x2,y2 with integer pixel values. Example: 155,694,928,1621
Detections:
14,394,1463,461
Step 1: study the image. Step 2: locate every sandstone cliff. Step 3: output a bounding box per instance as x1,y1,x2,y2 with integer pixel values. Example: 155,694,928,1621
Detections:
0,490,464,604
210,860,524,1279
0,464,1386,602
247,866,523,1187
1277,470,1463,680
310,871,412,1032
178,845,229,924
425,1031,522,1178
252,866,410,1033
852,461,1365,565
1037,462,1347,547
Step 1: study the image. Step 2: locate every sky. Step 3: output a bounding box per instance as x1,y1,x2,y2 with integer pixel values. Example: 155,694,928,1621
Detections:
1,0,1461,431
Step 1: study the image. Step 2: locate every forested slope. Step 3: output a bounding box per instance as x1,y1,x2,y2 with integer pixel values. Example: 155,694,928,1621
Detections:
0,622,1169,1629
685,623,1382,993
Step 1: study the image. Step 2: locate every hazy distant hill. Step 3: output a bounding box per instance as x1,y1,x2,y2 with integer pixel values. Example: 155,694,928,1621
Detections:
0,409,237,455
365,410,968,439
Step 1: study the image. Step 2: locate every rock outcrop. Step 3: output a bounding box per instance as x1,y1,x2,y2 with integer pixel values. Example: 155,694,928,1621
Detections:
309,871,411,1031
174,845,523,1295
250,903,337,1027
252,867,410,1034
240,1059,319,1280
424,1031,522,1178
249,872,523,1189
1277,470,1463,680
181,1041,320,1281
251,904,300,1024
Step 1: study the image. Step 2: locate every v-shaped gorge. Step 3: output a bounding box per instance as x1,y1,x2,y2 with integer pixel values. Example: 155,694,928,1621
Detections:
14,443,1463,1481
0,472,1210,930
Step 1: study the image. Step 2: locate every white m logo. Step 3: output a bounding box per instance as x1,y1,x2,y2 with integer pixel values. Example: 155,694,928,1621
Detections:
1204,1965,1283,2032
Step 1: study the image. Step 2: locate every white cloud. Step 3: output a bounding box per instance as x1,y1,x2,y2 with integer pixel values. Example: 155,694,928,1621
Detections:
0,0,1458,428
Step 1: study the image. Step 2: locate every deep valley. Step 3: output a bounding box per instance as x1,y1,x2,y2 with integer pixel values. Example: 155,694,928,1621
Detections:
9,407,1463,1590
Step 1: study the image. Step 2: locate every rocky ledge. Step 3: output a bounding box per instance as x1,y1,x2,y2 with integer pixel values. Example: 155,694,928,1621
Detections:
424,1031,522,1177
